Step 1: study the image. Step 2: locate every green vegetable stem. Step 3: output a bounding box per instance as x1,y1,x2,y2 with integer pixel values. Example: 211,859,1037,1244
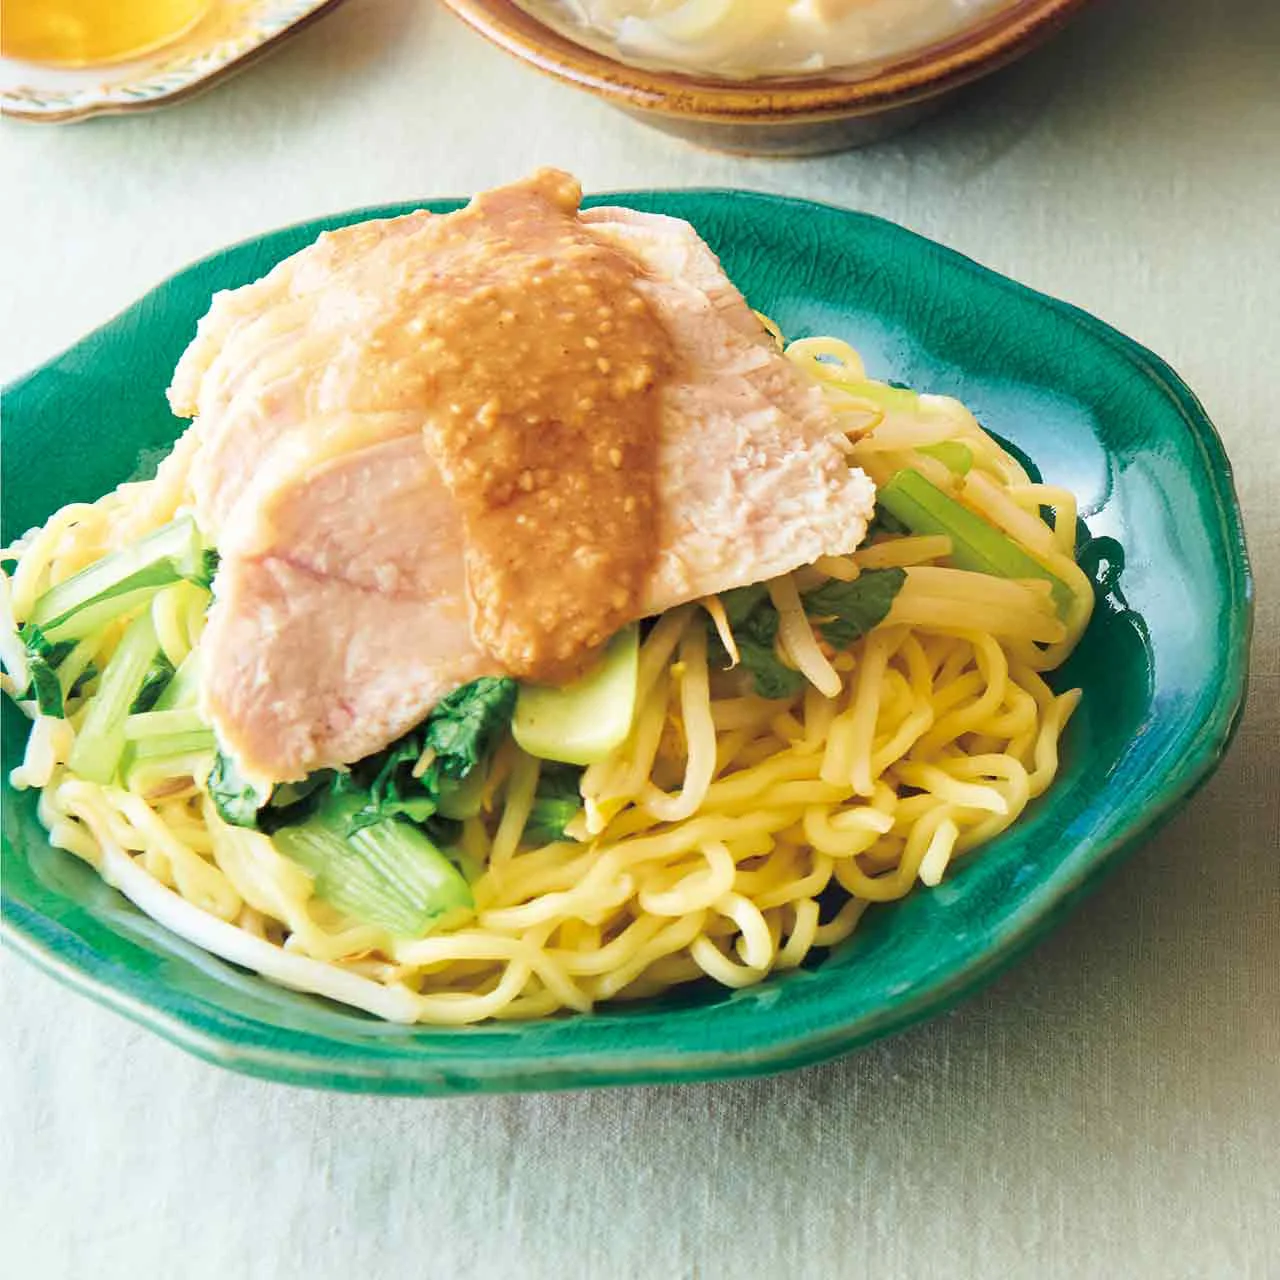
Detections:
878,469,1072,616
66,611,165,784
27,516,214,643
272,792,473,939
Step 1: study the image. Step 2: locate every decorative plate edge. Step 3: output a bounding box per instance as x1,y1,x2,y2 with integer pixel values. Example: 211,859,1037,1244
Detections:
0,0,348,123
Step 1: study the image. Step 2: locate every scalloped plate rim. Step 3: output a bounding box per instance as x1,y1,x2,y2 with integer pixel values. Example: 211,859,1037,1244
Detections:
0,0,350,123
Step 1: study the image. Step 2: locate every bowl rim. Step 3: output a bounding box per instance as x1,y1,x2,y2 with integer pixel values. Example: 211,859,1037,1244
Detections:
436,0,1097,121
0,187,1254,1095
0,0,354,125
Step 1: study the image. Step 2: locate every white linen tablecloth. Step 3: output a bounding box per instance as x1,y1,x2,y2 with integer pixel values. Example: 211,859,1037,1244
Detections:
2,0,1277,1275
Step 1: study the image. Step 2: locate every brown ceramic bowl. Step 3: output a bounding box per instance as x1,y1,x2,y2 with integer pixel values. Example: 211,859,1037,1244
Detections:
438,0,1095,155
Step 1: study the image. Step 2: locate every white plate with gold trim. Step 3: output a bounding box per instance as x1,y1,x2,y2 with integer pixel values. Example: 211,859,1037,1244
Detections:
1,0,349,123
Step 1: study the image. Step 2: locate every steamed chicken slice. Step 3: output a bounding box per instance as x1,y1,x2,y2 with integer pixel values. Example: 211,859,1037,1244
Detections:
174,171,874,781
580,205,874,607
169,212,442,535
200,435,498,777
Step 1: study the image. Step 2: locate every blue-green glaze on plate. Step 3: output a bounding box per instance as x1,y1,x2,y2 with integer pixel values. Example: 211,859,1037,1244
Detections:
0,190,1252,1095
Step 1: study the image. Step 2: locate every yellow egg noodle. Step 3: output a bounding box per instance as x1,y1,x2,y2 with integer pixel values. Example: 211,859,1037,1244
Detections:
1,336,1093,1025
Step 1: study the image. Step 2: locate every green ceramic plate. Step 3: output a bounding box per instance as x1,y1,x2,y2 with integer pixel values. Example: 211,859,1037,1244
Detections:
1,190,1252,1095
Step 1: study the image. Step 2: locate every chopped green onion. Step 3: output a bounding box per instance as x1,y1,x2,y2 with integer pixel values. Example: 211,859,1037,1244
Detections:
29,517,210,640
273,793,473,938
878,469,1072,617
66,612,162,784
